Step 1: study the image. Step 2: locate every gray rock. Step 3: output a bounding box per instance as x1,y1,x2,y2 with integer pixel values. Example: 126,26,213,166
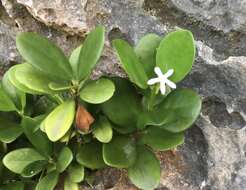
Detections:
170,0,246,33
16,0,88,35
0,0,246,190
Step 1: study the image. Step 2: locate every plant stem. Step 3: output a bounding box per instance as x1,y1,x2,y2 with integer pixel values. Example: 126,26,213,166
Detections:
147,87,157,111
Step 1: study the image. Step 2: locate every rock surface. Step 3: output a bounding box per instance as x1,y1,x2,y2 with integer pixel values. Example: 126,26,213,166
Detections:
170,0,246,33
1,0,246,189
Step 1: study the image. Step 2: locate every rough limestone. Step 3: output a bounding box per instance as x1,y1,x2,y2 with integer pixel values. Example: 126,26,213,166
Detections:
0,0,245,189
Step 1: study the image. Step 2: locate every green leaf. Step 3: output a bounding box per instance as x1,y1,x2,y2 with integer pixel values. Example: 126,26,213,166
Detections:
0,117,22,143
0,125,22,144
140,126,184,151
111,125,137,135
67,164,84,183
21,116,52,156
128,145,161,190
135,34,161,77
80,78,115,104
8,65,41,94
2,72,26,111
93,116,113,143
103,136,137,168
0,83,16,111
16,32,73,81
21,160,47,177
14,64,55,94
44,101,75,141
101,77,141,132
77,26,105,80
138,89,201,132
56,146,73,173
0,181,24,190
156,30,196,82
35,171,59,190
69,45,82,77
76,141,106,170
113,39,148,89
64,177,79,190
48,82,71,91
3,148,46,174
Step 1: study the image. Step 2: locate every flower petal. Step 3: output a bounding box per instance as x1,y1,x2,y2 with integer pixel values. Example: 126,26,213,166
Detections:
165,79,176,89
163,69,174,78
147,78,160,85
154,67,163,77
159,82,166,95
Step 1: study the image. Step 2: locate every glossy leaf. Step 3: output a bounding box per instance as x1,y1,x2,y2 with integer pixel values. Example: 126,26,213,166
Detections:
135,34,161,77
0,83,16,111
93,116,113,143
64,177,79,190
67,164,84,183
48,82,71,91
2,72,26,111
141,126,184,151
156,30,196,82
56,146,73,173
44,101,75,141
16,32,73,81
8,65,40,94
76,141,106,170
138,89,201,132
69,45,82,77
35,171,59,190
14,64,54,94
101,77,141,131
113,39,148,89
21,160,47,177
77,26,105,80
21,116,52,156
103,136,137,168
80,78,115,104
111,124,137,135
128,146,160,190
3,148,46,174
0,125,22,143
0,117,22,143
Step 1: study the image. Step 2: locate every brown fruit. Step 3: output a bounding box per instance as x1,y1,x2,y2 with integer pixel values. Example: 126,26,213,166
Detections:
76,105,95,133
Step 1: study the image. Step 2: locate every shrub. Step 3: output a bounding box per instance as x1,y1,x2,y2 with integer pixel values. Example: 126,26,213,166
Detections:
0,26,201,190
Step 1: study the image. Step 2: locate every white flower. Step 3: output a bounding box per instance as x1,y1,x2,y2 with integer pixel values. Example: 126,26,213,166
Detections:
147,67,176,95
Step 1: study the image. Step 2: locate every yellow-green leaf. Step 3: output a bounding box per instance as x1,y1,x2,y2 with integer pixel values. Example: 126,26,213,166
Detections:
35,171,59,190
156,30,195,82
93,116,113,143
44,101,75,141
80,78,115,104
3,148,46,174
56,147,73,173
0,83,16,111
